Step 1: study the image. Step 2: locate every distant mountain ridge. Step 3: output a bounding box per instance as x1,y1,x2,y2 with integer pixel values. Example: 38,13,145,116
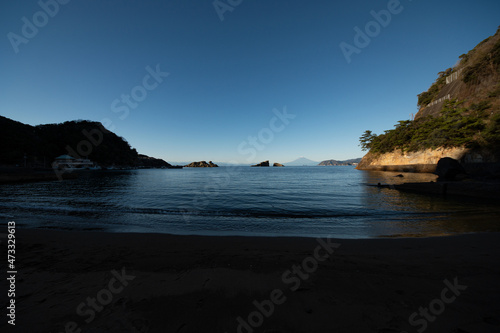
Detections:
318,158,362,166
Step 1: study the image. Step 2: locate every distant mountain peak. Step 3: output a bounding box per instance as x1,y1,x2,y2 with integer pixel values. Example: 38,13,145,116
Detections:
285,157,318,166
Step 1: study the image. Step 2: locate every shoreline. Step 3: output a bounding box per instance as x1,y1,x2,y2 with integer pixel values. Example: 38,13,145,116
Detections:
394,180,500,199
10,225,493,239
369,180,500,200
4,228,500,332
0,167,78,184
356,163,437,173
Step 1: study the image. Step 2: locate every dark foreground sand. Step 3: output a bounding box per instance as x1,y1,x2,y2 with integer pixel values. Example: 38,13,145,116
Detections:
1,230,500,333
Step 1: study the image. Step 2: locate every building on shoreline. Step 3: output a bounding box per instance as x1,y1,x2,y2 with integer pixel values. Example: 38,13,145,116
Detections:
52,155,100,170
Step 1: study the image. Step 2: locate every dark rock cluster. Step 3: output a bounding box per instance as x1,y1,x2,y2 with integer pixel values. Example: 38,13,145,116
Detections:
184,161,219,168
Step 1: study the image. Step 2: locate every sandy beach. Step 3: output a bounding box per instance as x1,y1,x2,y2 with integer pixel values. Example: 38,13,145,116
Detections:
1,229,499,333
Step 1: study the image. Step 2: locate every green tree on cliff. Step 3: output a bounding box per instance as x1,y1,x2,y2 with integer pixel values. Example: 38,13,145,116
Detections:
359,130,377,151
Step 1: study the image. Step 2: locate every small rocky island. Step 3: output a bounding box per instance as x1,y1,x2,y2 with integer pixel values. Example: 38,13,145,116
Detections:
184,161,218,168
273,163,284,167
251,160,270,167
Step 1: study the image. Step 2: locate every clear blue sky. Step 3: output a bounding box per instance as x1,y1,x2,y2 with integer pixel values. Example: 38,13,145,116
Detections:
1,0,499,164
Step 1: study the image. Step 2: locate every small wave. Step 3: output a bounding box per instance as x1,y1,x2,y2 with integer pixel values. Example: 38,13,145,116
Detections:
123,206,438,220
0,203,105,217
0,202,446,221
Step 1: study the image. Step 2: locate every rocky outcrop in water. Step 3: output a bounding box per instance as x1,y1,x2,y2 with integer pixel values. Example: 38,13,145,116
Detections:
434,157,467,181
273,163,284,167
251,160,269,167
185,161,218,168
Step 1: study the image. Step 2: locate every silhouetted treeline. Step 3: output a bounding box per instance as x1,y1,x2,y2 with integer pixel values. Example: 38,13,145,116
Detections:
0,116,169,168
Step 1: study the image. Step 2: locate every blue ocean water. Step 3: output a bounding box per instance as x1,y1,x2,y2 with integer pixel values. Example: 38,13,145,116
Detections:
0,167,499,238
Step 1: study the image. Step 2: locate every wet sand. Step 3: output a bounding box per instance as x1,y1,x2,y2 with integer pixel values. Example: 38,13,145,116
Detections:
2,229,500,332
